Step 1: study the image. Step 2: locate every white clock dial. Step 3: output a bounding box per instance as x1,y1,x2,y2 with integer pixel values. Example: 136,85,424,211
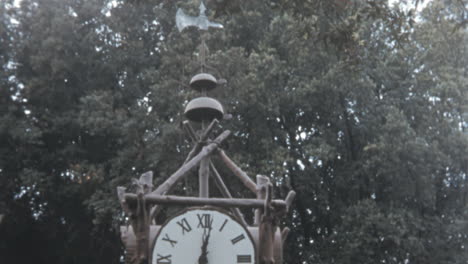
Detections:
152,208,256,264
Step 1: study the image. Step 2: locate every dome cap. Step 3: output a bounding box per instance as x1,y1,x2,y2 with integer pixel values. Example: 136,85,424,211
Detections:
184,97,224,122
190,73,217,92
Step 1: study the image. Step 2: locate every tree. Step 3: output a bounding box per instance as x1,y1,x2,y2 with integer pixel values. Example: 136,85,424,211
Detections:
0,0,466,263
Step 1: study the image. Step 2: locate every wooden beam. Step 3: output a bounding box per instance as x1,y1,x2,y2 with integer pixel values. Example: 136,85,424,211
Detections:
183,120,198,142
151,122,221,222
200,119,218,140
182,119,218,164
210,163,248,226
281,227,290,244
150,130,230,196
285,190,296,212
125,194,287,209
183,122,201,164
259,179,275,264
217,149,257,194
255,175,269,225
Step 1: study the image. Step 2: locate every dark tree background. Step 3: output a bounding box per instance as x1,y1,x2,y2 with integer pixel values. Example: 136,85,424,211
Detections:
0,0,467,263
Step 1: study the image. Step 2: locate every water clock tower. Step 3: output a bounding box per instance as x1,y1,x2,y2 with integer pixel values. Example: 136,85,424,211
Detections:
117,2,295,264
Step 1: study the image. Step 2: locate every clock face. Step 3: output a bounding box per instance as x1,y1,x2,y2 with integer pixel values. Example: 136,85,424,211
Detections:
152,208,256,264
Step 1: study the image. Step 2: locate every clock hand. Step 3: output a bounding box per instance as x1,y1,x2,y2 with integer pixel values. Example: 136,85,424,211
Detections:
198,227,212,264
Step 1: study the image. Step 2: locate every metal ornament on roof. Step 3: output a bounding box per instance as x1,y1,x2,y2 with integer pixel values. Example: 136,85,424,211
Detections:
117,2,295,264
176,1,225,124
176,1,223,32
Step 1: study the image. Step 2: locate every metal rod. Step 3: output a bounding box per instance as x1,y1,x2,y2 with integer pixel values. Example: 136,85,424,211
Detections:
125,194,287,209
200,33,207,73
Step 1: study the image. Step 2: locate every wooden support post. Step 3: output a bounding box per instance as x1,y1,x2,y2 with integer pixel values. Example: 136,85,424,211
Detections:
255,175,269,226
134,193,150,264
210,162,248,226
259,182,276,264
199,157,210,198
150,130,230,196
125,194,288,209
117,172,154,264
217,149,257,194
118,187,130,214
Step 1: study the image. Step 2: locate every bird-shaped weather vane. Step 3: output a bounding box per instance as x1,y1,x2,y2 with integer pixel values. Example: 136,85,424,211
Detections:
176,1,223,72
176,1,223,32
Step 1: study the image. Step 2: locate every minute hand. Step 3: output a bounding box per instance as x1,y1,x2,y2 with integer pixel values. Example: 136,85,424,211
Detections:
198,228,211,264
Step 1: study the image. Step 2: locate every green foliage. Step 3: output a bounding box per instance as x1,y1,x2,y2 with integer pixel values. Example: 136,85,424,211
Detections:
0,0,466,263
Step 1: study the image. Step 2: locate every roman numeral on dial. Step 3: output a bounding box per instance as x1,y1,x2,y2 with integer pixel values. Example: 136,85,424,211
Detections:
176,218,192,235
237,255,252,263
162,233,177,247
156,254,172,264
231,234,245,245
197,213,213,229
219,219,228,232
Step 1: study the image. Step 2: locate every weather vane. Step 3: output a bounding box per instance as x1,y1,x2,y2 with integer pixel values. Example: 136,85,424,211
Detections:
176,1,223,32
176,1,223,72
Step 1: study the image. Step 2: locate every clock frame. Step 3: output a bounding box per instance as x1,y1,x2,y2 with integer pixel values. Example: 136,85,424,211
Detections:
118,121,295,264
151,207,256,264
